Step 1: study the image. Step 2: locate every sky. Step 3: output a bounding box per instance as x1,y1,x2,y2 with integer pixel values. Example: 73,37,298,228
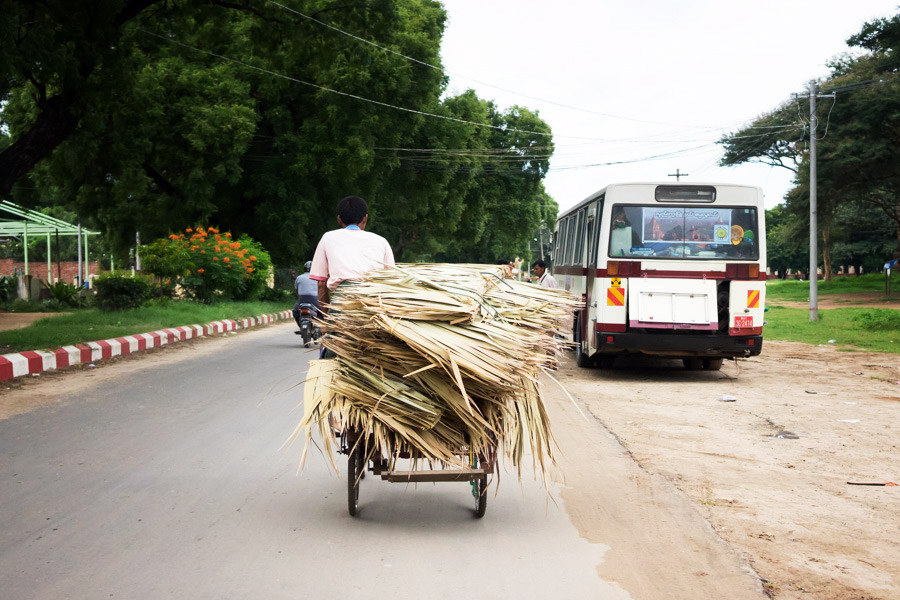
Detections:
439,0,899,212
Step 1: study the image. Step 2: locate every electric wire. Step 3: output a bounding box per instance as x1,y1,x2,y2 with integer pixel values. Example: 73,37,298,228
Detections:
267,0,802,134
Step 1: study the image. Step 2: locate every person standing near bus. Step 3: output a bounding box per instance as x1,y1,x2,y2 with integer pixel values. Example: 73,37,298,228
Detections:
531,260,558,289
309,195,395,313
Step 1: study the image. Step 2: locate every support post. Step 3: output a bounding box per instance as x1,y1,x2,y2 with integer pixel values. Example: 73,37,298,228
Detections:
46,233,51,283
23,221,29,276
77,223,83,285
809,79,819,322
84,233,90,287
55,230,62,282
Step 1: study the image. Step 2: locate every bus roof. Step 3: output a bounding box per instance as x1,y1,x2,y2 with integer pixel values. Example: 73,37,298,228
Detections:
556,182,764,221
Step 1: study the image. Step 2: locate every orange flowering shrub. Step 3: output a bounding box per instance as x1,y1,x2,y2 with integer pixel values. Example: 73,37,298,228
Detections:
142,227,272,303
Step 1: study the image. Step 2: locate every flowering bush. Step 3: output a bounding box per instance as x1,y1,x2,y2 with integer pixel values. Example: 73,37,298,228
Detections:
141,227,273,303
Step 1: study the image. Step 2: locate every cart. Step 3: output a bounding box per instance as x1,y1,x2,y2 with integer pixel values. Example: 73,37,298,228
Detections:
341,429,495,518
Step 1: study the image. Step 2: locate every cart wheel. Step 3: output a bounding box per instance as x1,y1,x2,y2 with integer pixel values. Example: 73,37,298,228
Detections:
347,445,362,517
473,475,488,518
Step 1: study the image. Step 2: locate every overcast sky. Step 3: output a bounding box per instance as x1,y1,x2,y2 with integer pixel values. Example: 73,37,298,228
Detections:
439,0,899,212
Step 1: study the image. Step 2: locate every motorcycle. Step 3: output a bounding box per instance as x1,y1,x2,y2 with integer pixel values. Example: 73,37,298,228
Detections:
296,303,321,347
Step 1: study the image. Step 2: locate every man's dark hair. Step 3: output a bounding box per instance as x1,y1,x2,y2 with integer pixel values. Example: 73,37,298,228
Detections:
532,260,546,269
338,196,368,225
496,259,511,265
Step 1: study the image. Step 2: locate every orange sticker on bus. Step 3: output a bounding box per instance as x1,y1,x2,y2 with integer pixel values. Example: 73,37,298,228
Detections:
747,289,760,309
607,287,625,306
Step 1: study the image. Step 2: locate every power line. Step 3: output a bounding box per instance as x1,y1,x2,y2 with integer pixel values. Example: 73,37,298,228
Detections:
138,28,567,140
267,0,793,133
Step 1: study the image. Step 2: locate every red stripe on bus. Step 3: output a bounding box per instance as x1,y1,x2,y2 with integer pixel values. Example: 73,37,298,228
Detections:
729,327,763,336
596,323,626,333
595,268,766,281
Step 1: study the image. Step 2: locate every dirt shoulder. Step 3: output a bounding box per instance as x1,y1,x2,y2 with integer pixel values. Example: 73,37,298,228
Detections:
0,312,67,332
559,342,899,599
768,292,900,310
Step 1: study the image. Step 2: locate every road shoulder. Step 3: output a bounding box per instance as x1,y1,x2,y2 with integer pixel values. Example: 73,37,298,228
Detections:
545,371,765,599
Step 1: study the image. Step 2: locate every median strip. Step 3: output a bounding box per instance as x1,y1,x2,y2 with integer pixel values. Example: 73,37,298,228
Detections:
0,310,292,381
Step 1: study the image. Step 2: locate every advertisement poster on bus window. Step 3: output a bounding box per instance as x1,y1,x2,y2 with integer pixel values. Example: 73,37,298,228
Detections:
641,207,732,244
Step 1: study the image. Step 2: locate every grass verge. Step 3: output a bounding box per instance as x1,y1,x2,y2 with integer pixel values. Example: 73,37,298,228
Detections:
764,306,900,353
766,273,896,300
0,301,289,353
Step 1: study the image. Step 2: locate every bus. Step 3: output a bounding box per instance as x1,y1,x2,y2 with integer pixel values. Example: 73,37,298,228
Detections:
552,182,766,370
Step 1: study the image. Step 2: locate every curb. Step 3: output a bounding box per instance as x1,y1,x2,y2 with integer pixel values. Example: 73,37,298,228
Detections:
0,310,293,382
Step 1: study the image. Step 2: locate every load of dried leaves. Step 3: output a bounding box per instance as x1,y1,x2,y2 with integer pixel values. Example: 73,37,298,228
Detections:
287,264,578,483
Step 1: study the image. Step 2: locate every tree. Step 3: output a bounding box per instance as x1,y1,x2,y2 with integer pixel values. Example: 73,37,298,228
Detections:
0,0,557,266
718,9,900,278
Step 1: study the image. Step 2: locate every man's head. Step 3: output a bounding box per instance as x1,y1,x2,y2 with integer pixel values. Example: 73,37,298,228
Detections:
337,196,369,229
532,260,547,278
304,261,312,272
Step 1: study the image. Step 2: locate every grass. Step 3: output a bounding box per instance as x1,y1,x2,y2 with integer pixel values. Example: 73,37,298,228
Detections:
0,301,288,353
766,273,896,301
764,305,900,353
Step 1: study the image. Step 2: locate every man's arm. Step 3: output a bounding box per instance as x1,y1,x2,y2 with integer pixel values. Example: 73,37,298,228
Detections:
317,280,330,313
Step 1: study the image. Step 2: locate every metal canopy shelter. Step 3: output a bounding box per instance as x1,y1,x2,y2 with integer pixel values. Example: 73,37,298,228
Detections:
0,200,100,284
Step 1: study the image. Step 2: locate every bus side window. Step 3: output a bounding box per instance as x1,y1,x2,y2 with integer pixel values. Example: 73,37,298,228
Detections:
589,199,602,266
559,218,570,265
572,210,585,266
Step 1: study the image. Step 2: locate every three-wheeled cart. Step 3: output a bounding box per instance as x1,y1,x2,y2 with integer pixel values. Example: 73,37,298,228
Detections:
341,429,495,518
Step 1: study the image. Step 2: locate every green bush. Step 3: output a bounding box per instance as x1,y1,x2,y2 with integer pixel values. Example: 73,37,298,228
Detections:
851,309,900,331
93,272,151,311
0,275,18,302
47,281,82,307
141,227,273,303
259,286,292,303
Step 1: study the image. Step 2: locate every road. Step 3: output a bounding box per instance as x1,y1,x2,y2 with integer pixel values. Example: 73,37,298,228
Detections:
0,323,764,600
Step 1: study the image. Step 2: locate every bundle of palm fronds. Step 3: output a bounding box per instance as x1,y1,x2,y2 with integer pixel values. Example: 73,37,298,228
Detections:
287,263,578,482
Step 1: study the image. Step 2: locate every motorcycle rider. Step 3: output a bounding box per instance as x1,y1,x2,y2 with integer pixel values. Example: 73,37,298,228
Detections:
292,261,319,333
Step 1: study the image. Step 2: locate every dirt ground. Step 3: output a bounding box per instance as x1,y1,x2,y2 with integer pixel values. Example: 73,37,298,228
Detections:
0,312,66,332
768,292,900,310
559,341,899,599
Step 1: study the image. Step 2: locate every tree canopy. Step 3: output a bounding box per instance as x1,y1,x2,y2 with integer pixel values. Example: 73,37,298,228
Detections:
0,0,557,265
718,10,900,276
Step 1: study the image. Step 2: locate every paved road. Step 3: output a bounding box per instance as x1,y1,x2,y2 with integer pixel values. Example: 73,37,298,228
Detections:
0,324,630,599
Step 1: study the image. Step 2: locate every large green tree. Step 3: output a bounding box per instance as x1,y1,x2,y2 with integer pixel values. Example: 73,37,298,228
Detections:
0,0,557,267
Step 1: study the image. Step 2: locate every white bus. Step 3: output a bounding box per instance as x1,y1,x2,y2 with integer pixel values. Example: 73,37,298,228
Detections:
552,183,766,370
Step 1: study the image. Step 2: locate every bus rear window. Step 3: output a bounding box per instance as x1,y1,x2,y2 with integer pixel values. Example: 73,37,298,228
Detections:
608,205,759,260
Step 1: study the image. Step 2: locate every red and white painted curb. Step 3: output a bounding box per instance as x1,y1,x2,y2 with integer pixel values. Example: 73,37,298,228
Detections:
0,310,293,382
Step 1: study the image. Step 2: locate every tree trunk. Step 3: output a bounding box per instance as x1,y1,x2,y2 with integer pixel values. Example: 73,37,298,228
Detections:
0,93,80,198
822,224,833,282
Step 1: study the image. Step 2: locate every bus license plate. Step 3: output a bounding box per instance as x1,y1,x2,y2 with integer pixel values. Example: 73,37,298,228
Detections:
734,316,753,328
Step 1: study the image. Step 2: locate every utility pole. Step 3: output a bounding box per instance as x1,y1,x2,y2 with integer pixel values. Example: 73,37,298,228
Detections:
668,168,688,181
793,81,836,322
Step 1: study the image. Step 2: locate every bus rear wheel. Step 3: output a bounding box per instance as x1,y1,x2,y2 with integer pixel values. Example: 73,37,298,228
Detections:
703,358,724,371
683,358,703,370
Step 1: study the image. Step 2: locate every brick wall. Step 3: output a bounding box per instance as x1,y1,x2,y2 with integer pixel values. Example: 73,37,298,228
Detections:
0,259,101,284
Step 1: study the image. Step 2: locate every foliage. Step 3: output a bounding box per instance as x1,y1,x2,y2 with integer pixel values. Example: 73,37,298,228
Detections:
93,272,151,311
0,0,555,266
47,281,82,308
0,275,18,302
141,227,271,303
851,309,900,331
0,301,288,352
259,286,293,303
718,10,900,275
